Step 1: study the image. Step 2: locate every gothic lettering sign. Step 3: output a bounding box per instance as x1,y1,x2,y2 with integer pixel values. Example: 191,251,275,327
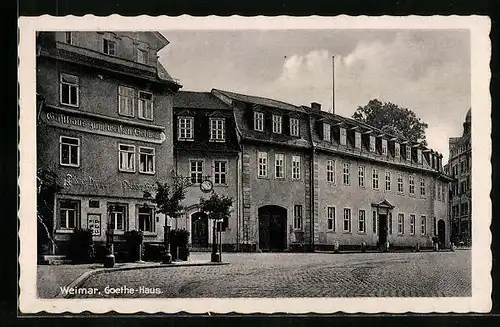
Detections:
64,174,108,190
43,109,165,144
121,180,156,193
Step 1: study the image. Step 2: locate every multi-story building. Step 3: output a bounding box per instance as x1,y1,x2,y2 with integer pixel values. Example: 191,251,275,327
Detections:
174,89,452,251
446,109,472,246
36,31,181,254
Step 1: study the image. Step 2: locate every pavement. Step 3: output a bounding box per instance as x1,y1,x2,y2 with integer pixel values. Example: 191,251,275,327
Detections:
43,250,472,298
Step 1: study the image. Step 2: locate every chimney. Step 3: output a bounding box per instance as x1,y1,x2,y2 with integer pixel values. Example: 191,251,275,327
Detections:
311,102,321,111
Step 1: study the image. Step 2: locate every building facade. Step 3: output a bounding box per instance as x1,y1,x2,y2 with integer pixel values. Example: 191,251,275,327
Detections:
36,31,181,254
446,109,472,246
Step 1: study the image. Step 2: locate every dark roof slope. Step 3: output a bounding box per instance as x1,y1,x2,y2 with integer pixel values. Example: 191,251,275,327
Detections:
212,88,305,112
174,91,232,110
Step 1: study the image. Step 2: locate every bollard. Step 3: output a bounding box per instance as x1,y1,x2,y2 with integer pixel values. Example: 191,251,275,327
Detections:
333,241,340,254
104,244,115,268
433,243,439,252
450,242,455,252
384,241,390,252
361,241,366,253
415,242,421,252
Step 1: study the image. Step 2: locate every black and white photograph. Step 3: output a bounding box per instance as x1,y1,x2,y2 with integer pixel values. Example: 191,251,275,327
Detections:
18,15,491,314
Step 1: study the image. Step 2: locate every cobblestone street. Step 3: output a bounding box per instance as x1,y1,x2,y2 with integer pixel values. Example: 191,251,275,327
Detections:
75,250,471,298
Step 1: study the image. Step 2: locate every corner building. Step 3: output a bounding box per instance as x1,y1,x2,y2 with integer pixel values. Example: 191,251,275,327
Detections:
36,31,180,254
208,89,452,251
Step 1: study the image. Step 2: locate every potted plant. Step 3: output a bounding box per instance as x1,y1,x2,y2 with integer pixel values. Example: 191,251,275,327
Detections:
177,229,190,261
124,230,144,262
68,228,95,263
432,235,440,251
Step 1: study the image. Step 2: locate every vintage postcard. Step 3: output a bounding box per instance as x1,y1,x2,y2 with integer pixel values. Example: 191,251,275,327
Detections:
18,15,491,314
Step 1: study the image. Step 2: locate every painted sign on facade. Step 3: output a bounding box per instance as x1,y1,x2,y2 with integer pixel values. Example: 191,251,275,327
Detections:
87,214,101,236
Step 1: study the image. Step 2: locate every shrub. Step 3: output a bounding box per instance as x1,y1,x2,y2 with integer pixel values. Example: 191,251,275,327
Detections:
144,243,165,262
176,229,190,261
124,230,144,262
68,229,94,263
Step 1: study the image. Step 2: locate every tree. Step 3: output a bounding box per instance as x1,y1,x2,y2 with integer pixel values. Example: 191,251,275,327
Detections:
352,99,428,145
150,172,190,223
37,168,62,256
199,191,233,262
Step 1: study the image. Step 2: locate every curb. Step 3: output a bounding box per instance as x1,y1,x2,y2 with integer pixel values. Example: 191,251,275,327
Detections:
55,261,229,299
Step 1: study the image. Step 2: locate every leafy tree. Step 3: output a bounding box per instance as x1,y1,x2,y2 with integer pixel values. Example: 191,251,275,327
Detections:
352,99,428,145
150,172,190,221
37,168,62,255
199,192,233,222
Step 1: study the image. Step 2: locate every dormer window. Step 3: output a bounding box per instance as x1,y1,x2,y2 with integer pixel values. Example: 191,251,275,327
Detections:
381,139,388,156
210,118,225,142
65,32,73,45
103,37,116,56
290,117,300,137
272,115,282,134
340,127,347,146
178,116,194,141
417,149,423,164
406,145,412,161
254,112,264,131
137,48,149,65
323,123,331,142
394,143,400,158
355,131,361,149
369,135,376,152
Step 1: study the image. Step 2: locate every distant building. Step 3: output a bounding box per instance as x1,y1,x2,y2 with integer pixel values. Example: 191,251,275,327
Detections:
445,109,472,246
36,31,181,254
172,89,453,251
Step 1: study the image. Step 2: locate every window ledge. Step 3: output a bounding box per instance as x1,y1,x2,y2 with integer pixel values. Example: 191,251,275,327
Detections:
326,230,336,233
56,229,75,234
343,232,352,234
178,139,195,142
119,169,136,174
60,164,80,168
142,232,157,237
139,171,156,175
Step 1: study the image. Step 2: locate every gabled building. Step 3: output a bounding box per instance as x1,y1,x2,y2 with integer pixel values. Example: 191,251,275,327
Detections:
36,31,181,254
445,109,472,246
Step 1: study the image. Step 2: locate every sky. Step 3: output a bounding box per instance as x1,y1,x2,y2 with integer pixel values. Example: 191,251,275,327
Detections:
158,29,471,162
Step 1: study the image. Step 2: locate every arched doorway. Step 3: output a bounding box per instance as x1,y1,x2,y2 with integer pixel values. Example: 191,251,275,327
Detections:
191,212,209,248
438,219,446,246
258,205,287,251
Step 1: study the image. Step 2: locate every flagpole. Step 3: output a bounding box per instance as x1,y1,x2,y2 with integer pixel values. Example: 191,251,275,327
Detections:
332,55,335,114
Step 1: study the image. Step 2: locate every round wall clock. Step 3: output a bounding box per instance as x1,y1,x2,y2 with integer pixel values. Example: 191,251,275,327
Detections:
200,180,213,193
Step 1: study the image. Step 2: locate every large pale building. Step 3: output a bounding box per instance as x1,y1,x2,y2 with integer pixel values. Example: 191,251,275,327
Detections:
36,31,181,254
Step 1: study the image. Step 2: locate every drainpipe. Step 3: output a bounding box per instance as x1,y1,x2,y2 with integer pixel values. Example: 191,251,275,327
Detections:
307,114,316,252
236,150,242,251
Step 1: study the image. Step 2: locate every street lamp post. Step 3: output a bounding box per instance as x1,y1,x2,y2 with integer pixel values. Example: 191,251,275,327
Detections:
163,224,172,264
104,227,115,268
211,215,220,263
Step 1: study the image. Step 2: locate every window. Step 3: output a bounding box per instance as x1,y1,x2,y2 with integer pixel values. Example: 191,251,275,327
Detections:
210,118,226,142
275,154,285,179
420,178,426,196
60,73,79,107
327,207,336,231
421,215,427,235
89,200,100,208
65,32,72,44
358,166,365,187
139,147,155,174
397,213,404,235
355,132,361,149
258,152,268,178
103,38,116,56
118,86,135,117
406,146,412,161
254,112,264,131
323,123,331,142
409,175,415,195
178,117,194,141
60,136,80,167
138,91,153,120
382,139,388,155
385,171,391,191
397,174,404,193
290,117,300,136
442,183,446,202
369,135,376,152
437,183,442,201
119,144,135,172
190,160,203,184
343,163,350,185
138,206,154,232
409,214,416,235
460,180,467,194
137,48,148,64
372,211,377,233
389,212,393,235
294,205,303,230
358,210,366,233
326,159,335,182
372,168,379,189
272,115,282,134
395,143,400,158
340,127,347,145
213,161,227,185
59,200,80,229
417,149,423,164
108,204,127,231
292,155,301,180
433,217,437,235
343,208,352,233
452,165,458,176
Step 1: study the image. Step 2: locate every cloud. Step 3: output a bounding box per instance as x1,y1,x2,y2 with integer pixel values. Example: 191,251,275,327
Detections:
271,32,470,159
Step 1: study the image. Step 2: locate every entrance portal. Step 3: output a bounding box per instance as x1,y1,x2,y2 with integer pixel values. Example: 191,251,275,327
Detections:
378,214,388,245
258,205,287,251
438,219,446,245
191,212,209,247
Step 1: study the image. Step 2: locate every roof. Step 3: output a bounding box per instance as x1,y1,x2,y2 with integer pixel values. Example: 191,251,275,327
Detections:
157,62,181,87
174,91,232,110
212,89,305,112
152,32,169,49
